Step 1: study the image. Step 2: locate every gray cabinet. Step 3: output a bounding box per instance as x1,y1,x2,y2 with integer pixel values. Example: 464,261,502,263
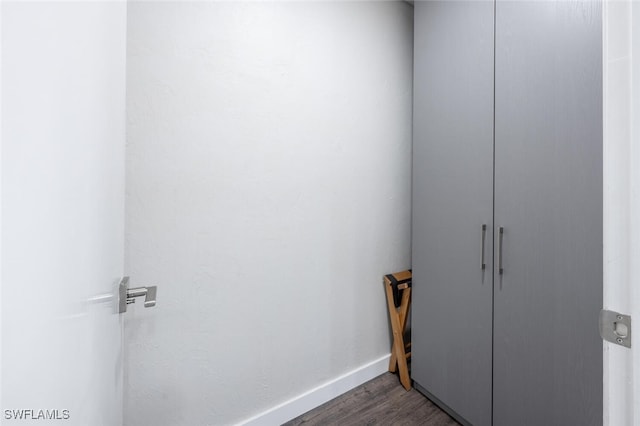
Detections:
412,2,602,425
412,2,494,425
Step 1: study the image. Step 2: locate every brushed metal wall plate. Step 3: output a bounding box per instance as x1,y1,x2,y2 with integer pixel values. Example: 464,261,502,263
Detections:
600,309,631,348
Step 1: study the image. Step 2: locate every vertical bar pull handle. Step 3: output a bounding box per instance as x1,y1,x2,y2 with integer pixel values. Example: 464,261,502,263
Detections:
498,226,504,275
481,224,487,270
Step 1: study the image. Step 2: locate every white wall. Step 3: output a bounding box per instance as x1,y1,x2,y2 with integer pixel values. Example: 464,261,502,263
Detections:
0,1,4,409
124,2,413,425
1,2,126,425
603,1,640,425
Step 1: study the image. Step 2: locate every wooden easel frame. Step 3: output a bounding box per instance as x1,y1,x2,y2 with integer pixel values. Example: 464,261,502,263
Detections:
384,270,412,391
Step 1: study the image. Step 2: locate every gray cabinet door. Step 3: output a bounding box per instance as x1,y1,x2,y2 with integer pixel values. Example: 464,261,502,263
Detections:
493,1,603,425
412,2,494,425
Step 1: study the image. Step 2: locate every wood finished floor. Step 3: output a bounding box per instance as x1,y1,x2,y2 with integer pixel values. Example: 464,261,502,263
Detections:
282,373,460,426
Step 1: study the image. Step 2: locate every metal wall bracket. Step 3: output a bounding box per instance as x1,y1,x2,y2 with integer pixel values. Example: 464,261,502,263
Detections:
600,309,631,348
118,276,158,314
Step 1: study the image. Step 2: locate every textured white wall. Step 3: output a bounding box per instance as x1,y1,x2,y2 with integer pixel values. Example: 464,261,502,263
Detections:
124,2,413,425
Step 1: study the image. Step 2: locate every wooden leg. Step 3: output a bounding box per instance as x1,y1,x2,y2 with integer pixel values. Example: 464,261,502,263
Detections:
399,287,411,332
388,286,411,373
385,283,411,391
386,280,399,373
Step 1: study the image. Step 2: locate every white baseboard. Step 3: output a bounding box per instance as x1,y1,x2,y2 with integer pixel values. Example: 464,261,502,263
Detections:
238,353,392,426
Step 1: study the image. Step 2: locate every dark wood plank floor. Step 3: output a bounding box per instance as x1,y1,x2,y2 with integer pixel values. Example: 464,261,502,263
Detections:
282,373,460,426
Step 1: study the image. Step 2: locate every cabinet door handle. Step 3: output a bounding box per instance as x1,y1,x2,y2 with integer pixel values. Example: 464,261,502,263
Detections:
481,224,487,270
498,227,504,275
